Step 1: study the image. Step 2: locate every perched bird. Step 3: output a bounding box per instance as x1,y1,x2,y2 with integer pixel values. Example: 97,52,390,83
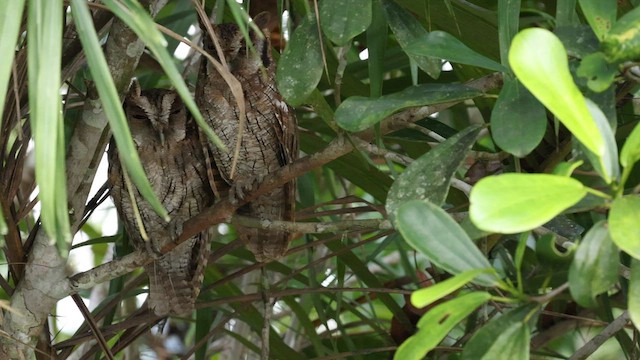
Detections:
196,13,298,262
108,82,214,315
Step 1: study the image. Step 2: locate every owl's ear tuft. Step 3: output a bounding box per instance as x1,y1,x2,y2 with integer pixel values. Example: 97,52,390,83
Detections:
253,12,271,31
128,78,142,99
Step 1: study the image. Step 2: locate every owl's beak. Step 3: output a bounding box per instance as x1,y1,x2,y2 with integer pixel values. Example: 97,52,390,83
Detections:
158,131,165,146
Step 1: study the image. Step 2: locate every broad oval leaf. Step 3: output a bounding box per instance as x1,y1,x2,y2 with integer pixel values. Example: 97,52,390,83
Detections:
568,221,619,308
336,84,481,132
277,14,324,106
509,28,605,159
621,122,640,169
582,98,618,183
469,174,587,234
576,52,617,92
629,259,640,330
609,196,640,259
578,0,616,40
396,200,498,287
395,292,492,360
602,5,640,62
490,78,546,157
320,0,371,46
386,125,481,221
411,269,488,308
382,0,441,78
461,304,537,360
406,31,506,72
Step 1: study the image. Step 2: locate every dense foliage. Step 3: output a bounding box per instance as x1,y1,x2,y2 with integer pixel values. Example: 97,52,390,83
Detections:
1,0,640,359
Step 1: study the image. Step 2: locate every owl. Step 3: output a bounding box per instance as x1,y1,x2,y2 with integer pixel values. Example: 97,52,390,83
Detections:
196,13,298,262
108,82,215,316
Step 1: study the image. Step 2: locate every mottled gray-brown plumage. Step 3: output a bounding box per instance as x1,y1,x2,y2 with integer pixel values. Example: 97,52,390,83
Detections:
196,13,298,262
108,83,214,316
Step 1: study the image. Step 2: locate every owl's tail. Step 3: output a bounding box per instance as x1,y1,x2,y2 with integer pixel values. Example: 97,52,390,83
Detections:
145,237,209,316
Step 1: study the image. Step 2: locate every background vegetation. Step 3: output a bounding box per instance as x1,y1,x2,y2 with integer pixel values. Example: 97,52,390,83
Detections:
1,0,640,359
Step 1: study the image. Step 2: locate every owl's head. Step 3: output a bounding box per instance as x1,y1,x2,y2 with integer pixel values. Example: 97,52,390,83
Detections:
124,81,188,146
200,12,272,76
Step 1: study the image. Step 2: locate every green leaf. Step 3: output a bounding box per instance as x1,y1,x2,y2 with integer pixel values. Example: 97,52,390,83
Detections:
277,14,324,106
386,125,481,221
497,0,521,66
320,0,371,46
382,0,441,78
396,200,498,287
336,84,481,132
535,233,575,265
490,77,546,157
0,0,25,118
395,292,492,360
461,304,536,360
609,196,640,259
602,5,640,62
71,0,168,221
582,98,618,183
629,259,640,330
577,52,617,92
406,31,507,72
621,122,640,169
411,269,489,308
469,174,587,234
578,0,616,40
28,0,71,251
568,221,619,308
509,28,605,159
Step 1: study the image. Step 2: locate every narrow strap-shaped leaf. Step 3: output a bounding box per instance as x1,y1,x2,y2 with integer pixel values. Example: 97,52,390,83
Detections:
102,0,224,150
70,0,168,221
28,0,71,251
0,0,25,117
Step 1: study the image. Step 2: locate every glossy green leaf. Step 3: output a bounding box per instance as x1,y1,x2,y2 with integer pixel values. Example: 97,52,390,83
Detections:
629,259,640,330
411,269,488,308
71,0,168,221
386,125,481,221
497,0,520,66
0,0,25,118
102,0,223,150
336,84,481,132
397,200,498,287
578,0,616,40
577,52,617,92
382,0,441,78
568,221,619,308
490,78,546,157
535,233,575,265
582,98,618,183
470,174,587,234
29,0,71,251
602,5,640,62
621,122,640,169
395,292,492,360
320,0,371,46
509,28,605,158
552,161,583,177
609,196,640,259
461,304,536,360
406,31,506,72
277,14,324,106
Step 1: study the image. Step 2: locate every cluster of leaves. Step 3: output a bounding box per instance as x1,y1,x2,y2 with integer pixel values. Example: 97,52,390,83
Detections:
2,0,640,359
